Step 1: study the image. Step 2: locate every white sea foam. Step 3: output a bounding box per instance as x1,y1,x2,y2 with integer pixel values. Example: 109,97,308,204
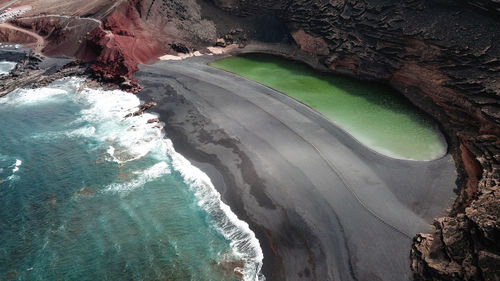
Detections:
2,77,265,281
0,60,16,76
73,86,165,163
32,126,96,141
104,162,171,193
12,159,21,173
1,158,22,183
6,174,19,182
0,87,69,106
66,126,96,138
107,146,115,158
0,79,78,107
74,80,265,280
168,143,265,281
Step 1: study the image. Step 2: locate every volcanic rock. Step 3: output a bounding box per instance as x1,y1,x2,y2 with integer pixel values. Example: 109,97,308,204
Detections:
216,38,227,47
125,101,157,117
169,42,190,54
291,29,329,56
0,52,88,98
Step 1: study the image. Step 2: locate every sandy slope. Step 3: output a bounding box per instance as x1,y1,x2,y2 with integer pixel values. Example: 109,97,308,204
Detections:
135,56,458,281
13,0,121,19
0,22,43,51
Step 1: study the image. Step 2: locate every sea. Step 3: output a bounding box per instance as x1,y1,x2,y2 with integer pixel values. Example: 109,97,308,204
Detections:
0,75,264,281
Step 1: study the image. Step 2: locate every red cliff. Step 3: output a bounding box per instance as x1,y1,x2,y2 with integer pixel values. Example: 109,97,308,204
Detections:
87,0,165,92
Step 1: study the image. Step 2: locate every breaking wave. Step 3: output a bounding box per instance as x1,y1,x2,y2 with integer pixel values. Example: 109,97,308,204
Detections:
0,60,17,76
4,77,264,281
170,146,265,281
104,162,171,193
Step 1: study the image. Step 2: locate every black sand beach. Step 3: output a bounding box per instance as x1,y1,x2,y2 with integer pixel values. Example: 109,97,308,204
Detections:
135,56,457,281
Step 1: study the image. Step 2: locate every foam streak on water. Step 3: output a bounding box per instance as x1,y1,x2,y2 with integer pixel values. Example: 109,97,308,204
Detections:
0,77,264,281
0,156,21,183
104,162,171,193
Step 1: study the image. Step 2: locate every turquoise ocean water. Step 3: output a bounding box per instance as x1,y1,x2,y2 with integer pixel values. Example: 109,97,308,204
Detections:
0,77,263,281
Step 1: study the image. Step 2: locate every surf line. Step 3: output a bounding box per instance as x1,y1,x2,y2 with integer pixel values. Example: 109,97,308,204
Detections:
170,73,413,239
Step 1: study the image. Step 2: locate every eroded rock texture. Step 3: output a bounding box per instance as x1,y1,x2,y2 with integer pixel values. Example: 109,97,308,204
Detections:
86,0,220,90
206,0,500,280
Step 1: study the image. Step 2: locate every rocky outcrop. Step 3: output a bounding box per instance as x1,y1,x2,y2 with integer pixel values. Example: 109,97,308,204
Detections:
411,207,500,281
203,1,500,280
0,53,88,98
291,29,329,56
85,0,218,91
124,100,157,117
85,1,165,92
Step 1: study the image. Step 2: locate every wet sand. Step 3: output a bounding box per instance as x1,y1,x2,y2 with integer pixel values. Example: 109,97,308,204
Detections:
135,56,457,281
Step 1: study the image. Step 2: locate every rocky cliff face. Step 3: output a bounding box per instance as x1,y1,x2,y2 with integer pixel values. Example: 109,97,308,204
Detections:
204,0,500,280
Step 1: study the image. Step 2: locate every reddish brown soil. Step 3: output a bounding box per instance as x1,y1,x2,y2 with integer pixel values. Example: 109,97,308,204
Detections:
11,16,100,60
3,0,167,91
87,0,165,91
291,29,329,56
0,24,38,44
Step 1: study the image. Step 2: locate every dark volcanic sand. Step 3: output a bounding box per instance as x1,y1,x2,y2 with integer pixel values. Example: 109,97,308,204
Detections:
134,56,458,281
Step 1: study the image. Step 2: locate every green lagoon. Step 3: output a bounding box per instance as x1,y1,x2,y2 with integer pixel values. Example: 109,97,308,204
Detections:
210,54,447,161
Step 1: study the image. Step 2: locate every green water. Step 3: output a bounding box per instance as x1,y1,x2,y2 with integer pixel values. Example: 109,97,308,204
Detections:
210,54,447,161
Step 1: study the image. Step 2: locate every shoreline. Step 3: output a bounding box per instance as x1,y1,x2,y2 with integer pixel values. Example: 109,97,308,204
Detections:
160,42,453,163
0,48,459,280
0,49,89,98
0,75,263,281
134,55,458,281
207,54,449,162
0,55,267,280
162,125,274,280
135,98,279,280
133,69,283,280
